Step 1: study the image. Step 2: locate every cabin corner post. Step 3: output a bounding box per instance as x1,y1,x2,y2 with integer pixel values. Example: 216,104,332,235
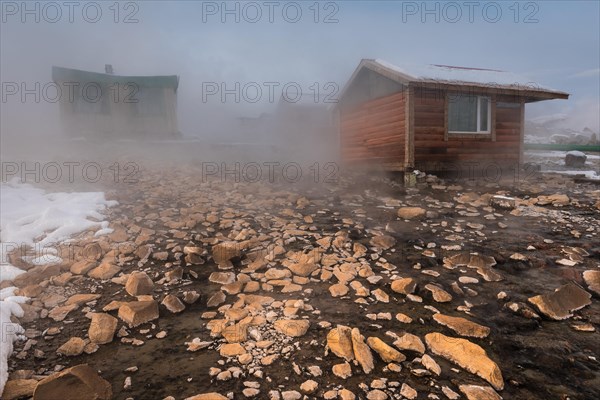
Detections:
405,85,415,169
519,100,525,166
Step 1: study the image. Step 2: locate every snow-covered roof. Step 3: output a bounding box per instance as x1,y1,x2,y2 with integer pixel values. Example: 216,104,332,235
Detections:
348,59,568,98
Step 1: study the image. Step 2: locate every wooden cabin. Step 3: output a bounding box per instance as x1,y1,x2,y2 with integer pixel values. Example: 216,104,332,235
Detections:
337,59,569,171
52,66,179,139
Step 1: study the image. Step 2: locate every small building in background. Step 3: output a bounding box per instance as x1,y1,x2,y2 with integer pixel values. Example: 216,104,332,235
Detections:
336,59,569,171
52,65,180,139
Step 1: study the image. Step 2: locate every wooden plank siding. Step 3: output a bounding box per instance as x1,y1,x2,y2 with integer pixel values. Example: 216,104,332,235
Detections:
340,91,406,166
412,89,523,171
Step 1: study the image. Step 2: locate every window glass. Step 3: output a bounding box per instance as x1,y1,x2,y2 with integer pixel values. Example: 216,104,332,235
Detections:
448,94,477,132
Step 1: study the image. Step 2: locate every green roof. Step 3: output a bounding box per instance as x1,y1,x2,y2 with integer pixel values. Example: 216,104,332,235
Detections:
52,66,179,91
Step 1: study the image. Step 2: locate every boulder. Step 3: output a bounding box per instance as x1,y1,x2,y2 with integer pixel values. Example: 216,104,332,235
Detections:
57,337,87,356
459,384,502,400
118,301,159,327
351,328,374,374
425,332,504,391
369,235,396,250
274,319,310,337
390,278,417,294
212,241,241,265
125,271,154,296
88,262,121,280
2,379,38,400
33,364,112,400
366,337,406,362
583,270,600,295
161,294,186,313
565,150,587,167
393,333,425,354
88,313,118,344
327,325,354,361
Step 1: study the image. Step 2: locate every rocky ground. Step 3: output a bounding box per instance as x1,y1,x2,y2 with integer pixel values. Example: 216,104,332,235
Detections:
2,164,600,400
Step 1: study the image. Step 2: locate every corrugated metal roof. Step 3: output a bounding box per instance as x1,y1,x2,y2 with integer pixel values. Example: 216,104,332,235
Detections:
52,66,179,90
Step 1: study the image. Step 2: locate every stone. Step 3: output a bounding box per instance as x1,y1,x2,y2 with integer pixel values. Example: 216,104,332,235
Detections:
459,384,502,400
300,380,318,393
88,313,118,344
372,289,389,303
400,383,417,399
536,194,570,206
351,328,374,374
242,388,260,397
209,272,235,285
2,379,38,400
281,391,302,400
433,313,490,338
424,283,453,302
125,271,154,296
565,150,587,167
327,325,354,361
332,362,352,379
183,291,200,304
528,282,592,320
185,394,228,400
57,337,87,356
329,283,349,297
421,354,441,375
88,262,121,280
370,235,396,250
425,332,504,390
338,389,356,400
366,390,387,400
219,343,246,357
65,294,101,306
70,260,97,275
33,364,112,400
207,291,226,307
390,278,417,294
161,294,185,313
397,207,426,220
48,304,78,321
212,241,241,264
583,270,600,295
118,301,159,327
274,319,310,337
393,333,425,354
222,323,248,343
366,337,406,362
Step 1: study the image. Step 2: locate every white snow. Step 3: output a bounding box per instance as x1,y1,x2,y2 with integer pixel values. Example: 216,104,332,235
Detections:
374,59,564,93
566,150,586,158
0,179,116,395
544,170,600,180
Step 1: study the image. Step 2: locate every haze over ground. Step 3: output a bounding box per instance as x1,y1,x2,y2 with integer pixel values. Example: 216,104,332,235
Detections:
1,1,599,143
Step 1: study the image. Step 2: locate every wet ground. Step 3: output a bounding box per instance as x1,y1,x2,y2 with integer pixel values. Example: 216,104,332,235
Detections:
5,161,600,400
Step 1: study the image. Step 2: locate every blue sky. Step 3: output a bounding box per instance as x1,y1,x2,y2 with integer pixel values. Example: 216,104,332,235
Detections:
1,0,599,136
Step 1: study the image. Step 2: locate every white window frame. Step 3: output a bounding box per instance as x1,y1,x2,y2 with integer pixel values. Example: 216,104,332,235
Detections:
448,95,492,134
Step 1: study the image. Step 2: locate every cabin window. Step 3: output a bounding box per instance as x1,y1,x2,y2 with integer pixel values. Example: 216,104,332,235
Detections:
448,94,491,134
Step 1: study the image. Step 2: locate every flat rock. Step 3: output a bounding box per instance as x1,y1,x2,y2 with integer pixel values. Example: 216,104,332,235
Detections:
162,294,186,313
433,313,490,338
118,301,159,327
57,337,87,356
397,207,426,220
327,325,354,361
370,235,396,250
390,278,417,294
528,282,592,320
424,284,453,302
185,394,228,400
88,313,118,344
367,337,406,362
274,319,310,337
2,379,38,400
459,384,502,400
220,343,246,357
351,328,374,374
48,304,77,322
209,272,236,285
425,332,504,390
125,271,154,296
33,364,112,400
329,283,349,297
70,260,98,275
88,262,121,280
583,270,600,295
207,291,226,307
65,294,101,306
212,241,242,264
332,362,352,379
393,333,425,354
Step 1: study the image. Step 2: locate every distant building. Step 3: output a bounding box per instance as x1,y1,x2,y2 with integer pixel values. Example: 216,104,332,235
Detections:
52,66,179,139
